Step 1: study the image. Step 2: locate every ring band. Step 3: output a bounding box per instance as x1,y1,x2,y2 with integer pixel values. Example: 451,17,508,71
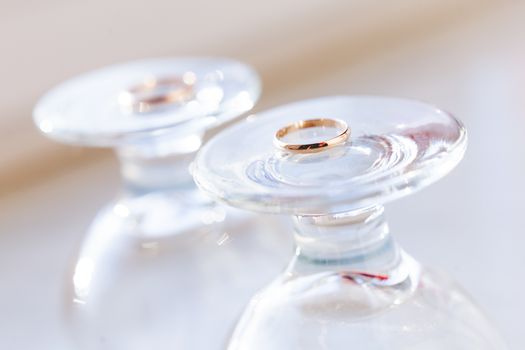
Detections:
119,76,194,113
274,118,349,153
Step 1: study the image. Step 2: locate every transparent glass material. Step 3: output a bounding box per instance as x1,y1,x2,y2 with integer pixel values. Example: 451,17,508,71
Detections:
33,57,292,349
34,57,259,146
193,96,508,349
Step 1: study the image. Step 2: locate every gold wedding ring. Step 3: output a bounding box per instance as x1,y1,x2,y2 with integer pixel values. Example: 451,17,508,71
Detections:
119,75,195,113
274,118,349,153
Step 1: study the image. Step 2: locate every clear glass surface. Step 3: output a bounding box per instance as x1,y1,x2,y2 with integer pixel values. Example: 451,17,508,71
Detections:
193,96,507,349
67,197,291,349
33,57,293,349
230,265,505,349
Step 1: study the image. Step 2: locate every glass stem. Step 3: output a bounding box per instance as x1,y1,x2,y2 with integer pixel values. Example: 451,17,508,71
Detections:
291,205,415,285
115,131,205,195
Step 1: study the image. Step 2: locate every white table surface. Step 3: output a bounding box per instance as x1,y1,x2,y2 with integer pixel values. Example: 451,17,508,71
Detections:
1,3,524,349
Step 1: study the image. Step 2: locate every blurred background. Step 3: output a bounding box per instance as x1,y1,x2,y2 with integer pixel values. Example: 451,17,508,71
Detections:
1,0,524,348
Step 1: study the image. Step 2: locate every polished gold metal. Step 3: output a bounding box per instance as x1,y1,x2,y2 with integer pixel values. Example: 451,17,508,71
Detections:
119,76,194,113
274,118,349,153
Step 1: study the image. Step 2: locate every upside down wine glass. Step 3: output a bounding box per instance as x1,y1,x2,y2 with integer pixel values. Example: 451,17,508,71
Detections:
193,96,508,349
33,58,292,349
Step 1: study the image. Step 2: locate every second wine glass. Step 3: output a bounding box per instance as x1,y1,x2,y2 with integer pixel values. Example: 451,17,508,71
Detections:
33,57,293,349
